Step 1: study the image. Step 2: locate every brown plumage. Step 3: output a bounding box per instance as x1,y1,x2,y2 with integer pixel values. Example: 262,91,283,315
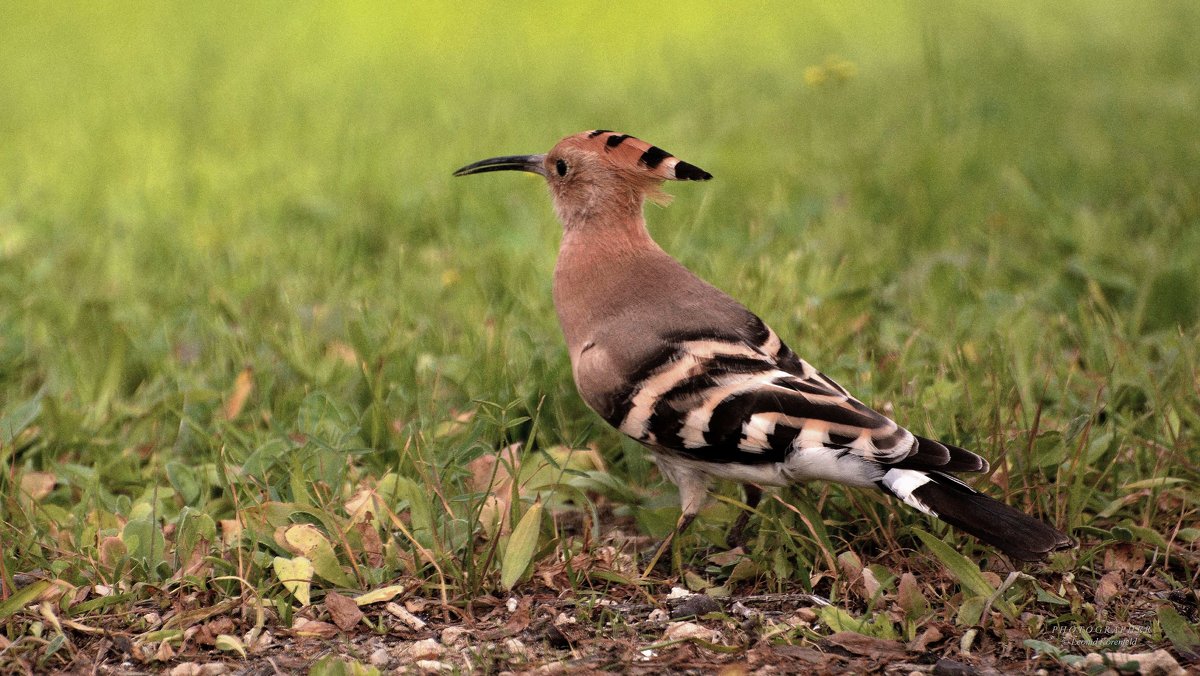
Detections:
454,130,1074,565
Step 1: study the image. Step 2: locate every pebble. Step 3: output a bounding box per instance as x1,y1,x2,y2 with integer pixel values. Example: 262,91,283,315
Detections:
368,647,390,668
663,621,719,643
404,638,444,660
441,626,469,647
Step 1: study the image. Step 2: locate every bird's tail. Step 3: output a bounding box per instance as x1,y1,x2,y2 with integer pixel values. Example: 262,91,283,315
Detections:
881,468,1074,561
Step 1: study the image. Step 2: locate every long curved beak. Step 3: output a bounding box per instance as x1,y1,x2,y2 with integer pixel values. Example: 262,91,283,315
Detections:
452,154,547,177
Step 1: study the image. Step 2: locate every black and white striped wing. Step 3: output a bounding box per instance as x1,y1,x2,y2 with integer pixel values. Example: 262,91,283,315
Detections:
605,321,985,474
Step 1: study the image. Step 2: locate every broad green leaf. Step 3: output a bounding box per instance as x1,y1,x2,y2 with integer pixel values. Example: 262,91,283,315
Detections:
165,461,201,505
0,580,50,621
142,629,184,643
1023,639,1066,659
297,391,359,446
391,476,434,547
282,524,355,588
176,508,216,567
1122,523,1169,549
122,518,166,573
353,584,406,606
215,633,247,658
0,395,40,447
274,556,314,606
1158,606,1200,658
1177,528,1200,543
911,528,995,599
817,605,865,634
956,595,987,626
310,655,382,676
1122,477,1187,491
501,499,543,590
897,573,929,622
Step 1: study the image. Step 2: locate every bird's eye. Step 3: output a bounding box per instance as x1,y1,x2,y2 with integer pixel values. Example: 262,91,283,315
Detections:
555,159,568,176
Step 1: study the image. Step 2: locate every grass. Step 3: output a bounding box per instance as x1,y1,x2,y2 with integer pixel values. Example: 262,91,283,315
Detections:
1,2,1198,672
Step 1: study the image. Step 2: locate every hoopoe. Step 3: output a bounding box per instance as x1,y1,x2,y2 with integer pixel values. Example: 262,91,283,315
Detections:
454,130,1073,565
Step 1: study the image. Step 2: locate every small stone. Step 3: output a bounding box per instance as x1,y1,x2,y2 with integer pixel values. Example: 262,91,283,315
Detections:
405,638,443,660
932,658,977,676
648,608,669,623
414,660,451,673
169,665,229,676
667,587,692,599
1081,650,1184,676
441,626,469,647
368,648,390,668
543,622,571,650
670,593,721,619
504,638,529,659
663,621,719,643
506,597,519,612
795,607,818,623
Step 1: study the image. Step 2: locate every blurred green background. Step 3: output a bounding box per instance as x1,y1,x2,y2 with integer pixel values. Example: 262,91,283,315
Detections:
1,2,1197,565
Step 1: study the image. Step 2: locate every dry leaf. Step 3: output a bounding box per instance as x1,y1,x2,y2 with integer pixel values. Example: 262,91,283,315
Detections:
193,617,237,646
1104,543,1146,573
291,617,339,640
325,591,363,631
19,472,56,501
153,640,176,662
467,443,521,493
326,340,359,367
354,520,384,567
861,567,881,599
1095,570,1123,607
897,572,929,620
385,602,427,630
827,632,907,661
219,519,243,547
174,543,211,580
222,368,254,420
909,625,944,652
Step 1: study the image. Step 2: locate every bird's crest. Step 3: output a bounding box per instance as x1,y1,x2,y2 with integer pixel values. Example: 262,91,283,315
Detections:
557,130,713,182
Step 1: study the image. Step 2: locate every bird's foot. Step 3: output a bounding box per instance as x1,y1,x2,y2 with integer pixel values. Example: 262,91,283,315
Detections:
724,510,755,550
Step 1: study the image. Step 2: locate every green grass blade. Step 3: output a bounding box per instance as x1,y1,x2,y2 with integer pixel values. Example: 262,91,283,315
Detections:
500,499,543,591
911,528,995,599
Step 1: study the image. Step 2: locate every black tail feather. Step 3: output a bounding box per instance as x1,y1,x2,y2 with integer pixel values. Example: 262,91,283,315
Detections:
911,473,1074,561
895,435,991,473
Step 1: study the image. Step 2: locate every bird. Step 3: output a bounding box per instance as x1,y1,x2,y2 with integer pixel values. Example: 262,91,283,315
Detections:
453,130,1074,567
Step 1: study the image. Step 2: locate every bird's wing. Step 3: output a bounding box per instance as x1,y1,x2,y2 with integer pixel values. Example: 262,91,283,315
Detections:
604,316,986,473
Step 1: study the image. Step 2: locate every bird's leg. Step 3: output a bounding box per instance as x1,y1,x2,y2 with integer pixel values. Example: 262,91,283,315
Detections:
725,484,763,549
642,463,709,577
641,511,697,577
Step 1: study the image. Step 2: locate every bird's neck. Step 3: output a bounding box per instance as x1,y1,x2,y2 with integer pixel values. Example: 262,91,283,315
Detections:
559,211,658,254
552,209,667,354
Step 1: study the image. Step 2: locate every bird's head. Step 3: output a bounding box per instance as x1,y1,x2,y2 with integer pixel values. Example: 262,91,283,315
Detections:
453,130,711,229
